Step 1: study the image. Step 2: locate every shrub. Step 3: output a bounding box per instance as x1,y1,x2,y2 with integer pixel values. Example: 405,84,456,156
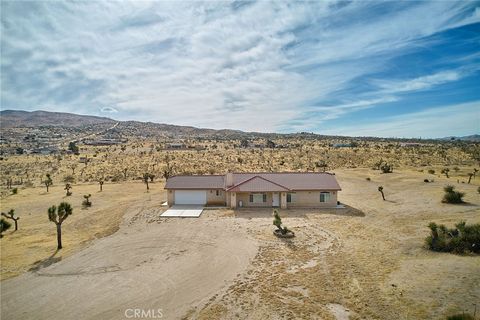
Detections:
426,221,480,254
428,169,435,174
366,177,371,181
442,185,465,204
447,314,475,320
11,188,18,194
63,175,75,183
0,218,12,237
380,163,393,173
424,179,429,183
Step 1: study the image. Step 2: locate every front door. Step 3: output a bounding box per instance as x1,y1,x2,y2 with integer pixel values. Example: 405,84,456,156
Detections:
272,193,280,207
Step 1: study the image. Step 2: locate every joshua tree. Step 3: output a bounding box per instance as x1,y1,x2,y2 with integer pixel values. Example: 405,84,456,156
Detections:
441,168,450,178
99,179,104,191
149,173,155,182
48,202,73,250
64,183,72,196
315,160,328,172
467,173,473,184
272,210,291,235
1,209,19,231
123,168,128,180
82,194,92,207
44,174,53,192
68,142,79,154
0,218,11,238
473,168,478,179
266,139,276,149
143,173,150,191
70,164,77,175
373,159,383,170
162,161,175,180
378,186,385,201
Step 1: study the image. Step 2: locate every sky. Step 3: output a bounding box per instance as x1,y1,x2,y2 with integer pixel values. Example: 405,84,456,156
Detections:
1,1,479,138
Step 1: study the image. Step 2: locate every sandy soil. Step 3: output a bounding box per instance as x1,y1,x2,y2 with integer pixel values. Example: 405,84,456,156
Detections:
0,181,160,280
1,201,258,319
195,169,480,320
1,168,479,319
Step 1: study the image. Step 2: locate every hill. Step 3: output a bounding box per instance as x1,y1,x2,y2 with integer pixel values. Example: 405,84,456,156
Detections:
0,110,116,128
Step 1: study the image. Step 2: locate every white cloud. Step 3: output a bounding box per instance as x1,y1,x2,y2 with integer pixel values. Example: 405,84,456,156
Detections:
1,1,479,134
100,106,118,113
321,101,480,138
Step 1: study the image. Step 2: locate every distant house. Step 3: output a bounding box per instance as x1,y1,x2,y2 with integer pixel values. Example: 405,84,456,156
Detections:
31,147,58,155
333,143,354,148
84,138,126,146
165,143,186,150
165,172,341,209
399,142,423,147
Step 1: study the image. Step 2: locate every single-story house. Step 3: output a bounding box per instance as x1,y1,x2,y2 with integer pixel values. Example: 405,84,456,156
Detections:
165,172,341,209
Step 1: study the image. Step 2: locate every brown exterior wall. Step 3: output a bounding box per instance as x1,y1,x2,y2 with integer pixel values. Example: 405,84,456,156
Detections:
206,189,226,205
286,191,337,208
167,189,338,208
235,192,274,208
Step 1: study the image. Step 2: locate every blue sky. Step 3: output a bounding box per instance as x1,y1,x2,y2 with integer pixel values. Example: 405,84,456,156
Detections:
1,1,479,138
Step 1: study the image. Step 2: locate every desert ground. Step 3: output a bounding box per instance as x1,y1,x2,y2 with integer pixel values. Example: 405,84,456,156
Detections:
1,167,479,320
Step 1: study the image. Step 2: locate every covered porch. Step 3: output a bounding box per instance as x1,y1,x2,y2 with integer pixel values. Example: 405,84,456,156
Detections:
227,191,287,209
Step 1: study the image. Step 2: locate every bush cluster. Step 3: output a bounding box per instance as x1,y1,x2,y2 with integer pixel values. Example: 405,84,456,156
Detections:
442,185,465,204
426,221,480,254
380,163,393,173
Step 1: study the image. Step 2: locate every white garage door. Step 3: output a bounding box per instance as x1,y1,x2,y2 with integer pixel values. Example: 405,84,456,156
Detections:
175,190,207,205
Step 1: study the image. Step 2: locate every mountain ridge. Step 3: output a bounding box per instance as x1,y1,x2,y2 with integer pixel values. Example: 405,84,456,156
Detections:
1,109,478,141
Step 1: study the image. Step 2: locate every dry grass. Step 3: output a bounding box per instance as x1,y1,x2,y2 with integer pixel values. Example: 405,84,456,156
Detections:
0,181,161,280
195,168,480,320
1,142,479,319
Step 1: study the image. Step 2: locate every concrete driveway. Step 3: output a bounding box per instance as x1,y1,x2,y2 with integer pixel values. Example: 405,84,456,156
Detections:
160,205,204,217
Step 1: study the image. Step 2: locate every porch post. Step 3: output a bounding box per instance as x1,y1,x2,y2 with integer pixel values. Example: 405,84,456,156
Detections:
280,192,287,209
231,192,237,208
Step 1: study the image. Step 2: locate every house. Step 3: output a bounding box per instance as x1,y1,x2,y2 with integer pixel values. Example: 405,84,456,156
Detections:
165,172,341,209
164,143,188,150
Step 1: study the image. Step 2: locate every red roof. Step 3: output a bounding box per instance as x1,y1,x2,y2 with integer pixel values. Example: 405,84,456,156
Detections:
165,175,224,189
165,172,341,191
227,176,290,192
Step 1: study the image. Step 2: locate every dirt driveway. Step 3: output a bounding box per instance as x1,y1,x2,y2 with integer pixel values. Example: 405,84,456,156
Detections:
0,208,258,320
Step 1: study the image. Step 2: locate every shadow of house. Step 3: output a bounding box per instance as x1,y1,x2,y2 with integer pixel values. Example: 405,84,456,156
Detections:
233,204,365,219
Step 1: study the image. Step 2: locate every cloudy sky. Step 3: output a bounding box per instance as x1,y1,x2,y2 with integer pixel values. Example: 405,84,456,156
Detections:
1,1,479,138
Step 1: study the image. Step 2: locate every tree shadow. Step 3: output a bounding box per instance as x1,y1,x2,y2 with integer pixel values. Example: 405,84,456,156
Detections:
279,237,298,251
29,250,62,272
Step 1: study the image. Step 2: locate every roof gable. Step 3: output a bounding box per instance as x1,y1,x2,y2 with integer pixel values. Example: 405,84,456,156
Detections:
231,172,341,191
227,176,290,192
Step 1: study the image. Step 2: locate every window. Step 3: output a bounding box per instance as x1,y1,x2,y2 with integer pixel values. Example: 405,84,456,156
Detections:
250,193,266,203
287,193,295,203
216,190,220,196
320,192,330,203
